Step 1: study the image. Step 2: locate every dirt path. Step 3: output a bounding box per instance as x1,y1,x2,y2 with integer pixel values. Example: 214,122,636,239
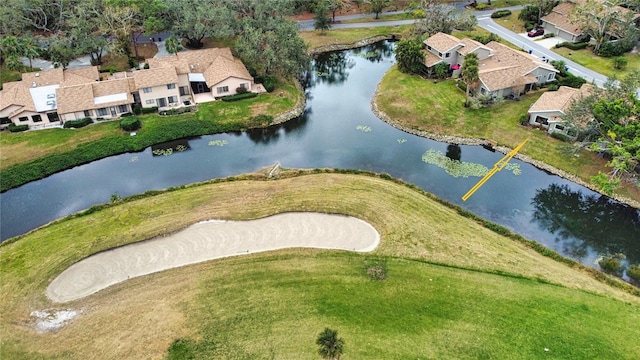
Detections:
46,213,380,303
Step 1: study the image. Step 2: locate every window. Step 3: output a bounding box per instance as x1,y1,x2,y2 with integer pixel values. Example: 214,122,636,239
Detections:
535,116,548,125
240,83,248,89
47,112,59,122
97,108,108,116
179,86,189,96
118,105,128,113
0,117,10,125
167,83,176,89
547,73,555,81
168,96,178,103
427,45,432,51
555,124,565,131
217,86,229,94
145,99,155,105
19,117,28,122
32,115,42,122
445,52,451,58
143,87,152,93
84,110,92,117
438,52,442,57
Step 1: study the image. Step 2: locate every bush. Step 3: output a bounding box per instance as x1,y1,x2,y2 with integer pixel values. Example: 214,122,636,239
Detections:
547,83,559,91
598,254,625,276
557,74,586,88
554,42,589,50
491,10,512,18
8,123,28,132
140,106,158,114
63,117,93,129
236,86,249,94
456,79,467,92
472,33,499,45
120,112,133,117
221,92,258,102
132,103,142,115
262,76,276,92
120,116,141,131
524,22,536,31
628,265,640,282
543,33,555,39
597,40,634,57
476,3,487,10
612,56,628,70
519,114,528,125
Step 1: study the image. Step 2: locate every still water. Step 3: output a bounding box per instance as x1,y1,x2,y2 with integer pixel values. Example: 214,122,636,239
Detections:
1,41,639,271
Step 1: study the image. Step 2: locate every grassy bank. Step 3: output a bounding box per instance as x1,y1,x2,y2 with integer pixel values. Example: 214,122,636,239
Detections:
0,81,300,191
300,25,412,49
375,65,640,202
1,172,637,359
552,46,640,79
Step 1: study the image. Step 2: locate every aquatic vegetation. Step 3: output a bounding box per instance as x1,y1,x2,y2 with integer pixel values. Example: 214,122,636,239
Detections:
314,70,330,77
176,145,187,152
130,156,138,162
356,125,372,133
422,149,521,178
397,139,407,144
208,140,229,147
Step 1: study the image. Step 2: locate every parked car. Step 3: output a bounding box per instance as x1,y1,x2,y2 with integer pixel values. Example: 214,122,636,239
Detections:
527,28,544,37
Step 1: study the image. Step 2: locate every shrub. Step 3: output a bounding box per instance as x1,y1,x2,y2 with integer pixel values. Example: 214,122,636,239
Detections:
597,40,634,57
221,92,258,102
456,79,467,92
519,114,528,125
554,42,588,50
140,106,158,114
132,103,142,115
627,265,640,282
63,117,93,129
547,83,559,91
472,33,499,45
8,123,28,132
236,86,249,94
612,56,628,70
491,10,512,18
524,22,536,31
476,3,487,10
262,76,276,92
120,116,141,131
598,254,625,276
120,112,133,117
557,74,586,88
543,33,555,39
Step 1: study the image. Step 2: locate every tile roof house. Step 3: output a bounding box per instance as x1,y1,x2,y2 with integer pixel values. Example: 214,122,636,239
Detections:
541,0,640,43
0,48,259,130
422,32,557,99
527,83,594,140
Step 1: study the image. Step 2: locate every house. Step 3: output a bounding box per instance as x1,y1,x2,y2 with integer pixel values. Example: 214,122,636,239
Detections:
541,0,640,43
0,48,259,130
422,32,558,98
527,83,594,140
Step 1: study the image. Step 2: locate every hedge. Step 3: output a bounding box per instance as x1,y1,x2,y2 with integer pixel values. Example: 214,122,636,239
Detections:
63,117,93,129
554,42,589,50
8,124,28,132
221,92,258,102
491,10,512,18
140,106,158,114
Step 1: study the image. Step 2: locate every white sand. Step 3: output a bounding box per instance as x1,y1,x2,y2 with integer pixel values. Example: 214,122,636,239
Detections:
47,212,380,303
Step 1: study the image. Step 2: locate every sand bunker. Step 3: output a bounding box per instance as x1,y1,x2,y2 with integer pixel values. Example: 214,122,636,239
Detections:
47,212,380,303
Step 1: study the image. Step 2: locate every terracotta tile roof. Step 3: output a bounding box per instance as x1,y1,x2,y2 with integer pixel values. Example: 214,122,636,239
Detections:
423,32,462,53
203,56,252,87
132,66,178,89
423,50,442,67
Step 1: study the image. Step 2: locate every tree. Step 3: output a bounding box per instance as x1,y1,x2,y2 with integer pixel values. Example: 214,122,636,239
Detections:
368,0,391,19
1,36,21,66
434,62,448,78
461,52,479,107
164,35,182,55
20,36,41,71
413,0,476,37
563,71,640,192
167,0,236,48
48,35,76,69
395,38,424,74
316,328,344,360
570,0,626,54
315,1,332,34
326,0,347,23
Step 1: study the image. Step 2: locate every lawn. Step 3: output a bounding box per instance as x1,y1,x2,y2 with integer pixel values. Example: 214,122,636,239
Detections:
1,172,637,359
552,46,640,79
375,65,640,202
300,25,412,50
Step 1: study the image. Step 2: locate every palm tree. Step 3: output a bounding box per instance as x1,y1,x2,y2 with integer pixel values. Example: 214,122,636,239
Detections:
316,328,344,360
164,35,182,55
21,37,41,71
461,52,479,107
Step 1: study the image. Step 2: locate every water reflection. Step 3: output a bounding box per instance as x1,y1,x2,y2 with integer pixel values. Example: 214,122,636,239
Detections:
312,51,355,86
531,183,640,263
446,144,461,161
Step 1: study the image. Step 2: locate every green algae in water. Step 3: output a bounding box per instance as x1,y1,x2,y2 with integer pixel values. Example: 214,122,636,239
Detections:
422,149,521,178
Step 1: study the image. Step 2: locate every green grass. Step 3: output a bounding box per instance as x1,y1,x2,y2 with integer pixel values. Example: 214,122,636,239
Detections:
300,25,412,49
1,172,637,359
552,46,640,79
181,254,640,359
376,65,640,202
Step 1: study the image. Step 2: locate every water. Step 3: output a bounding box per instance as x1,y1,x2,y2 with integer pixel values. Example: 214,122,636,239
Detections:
1,41,639,271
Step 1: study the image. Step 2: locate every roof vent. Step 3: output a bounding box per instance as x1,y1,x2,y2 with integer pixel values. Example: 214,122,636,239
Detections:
47,93,56,99
46,100,56,106
32,82,37,88
35,73,40,77
190,64,194,69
